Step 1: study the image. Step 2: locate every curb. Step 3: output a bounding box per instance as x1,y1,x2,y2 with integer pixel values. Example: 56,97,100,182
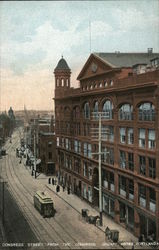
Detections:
45,184,127,249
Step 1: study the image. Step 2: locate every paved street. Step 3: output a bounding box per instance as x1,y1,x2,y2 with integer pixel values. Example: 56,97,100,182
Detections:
0,129,121,249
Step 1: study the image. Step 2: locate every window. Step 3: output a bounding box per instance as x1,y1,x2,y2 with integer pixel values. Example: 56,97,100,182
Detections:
88,186,92,202
74,157,81,174
73,106,80,119
128,128,134,144
149,188,156,213
88,167,92,180
119,176,126,197
119,104,133,120
120,128,126,144
102,100,113,119
74,140,81,154
83,123,90,136
48,142,52,148
119,151,126,169
83,162,88,177
65,138,69,149
48,152,52,160
148,129,155,149
110,80,113,86
83,142,92,158
129,180,134,200
128,153,134,171
56,78,59,87
139,103,155,121
84,102,90,119
149,158,156,179
139,128,145,148
102,125,114,142
56,137,59,147
139,156,146,176
93,101,98,119
110,172,114,192
102,147,114,165
104,81,108,87
139,184,146,208
66,156,69,168
102,169,108,188
62,138,65,147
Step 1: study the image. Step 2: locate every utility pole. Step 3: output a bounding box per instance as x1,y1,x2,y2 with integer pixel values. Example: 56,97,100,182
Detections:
34,119,36,179
0,180,7,225
91,112,110,226
98,113,102,226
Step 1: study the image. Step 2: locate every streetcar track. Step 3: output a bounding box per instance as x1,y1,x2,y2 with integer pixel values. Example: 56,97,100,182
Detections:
5,136,84,248
5,140,81,249
3,131,119,250
8,152,83,249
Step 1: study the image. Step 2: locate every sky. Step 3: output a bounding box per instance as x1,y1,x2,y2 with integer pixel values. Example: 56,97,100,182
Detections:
0,0,159,111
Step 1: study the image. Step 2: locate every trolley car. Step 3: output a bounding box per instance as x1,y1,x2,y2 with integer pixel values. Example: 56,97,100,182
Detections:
33,191,54,217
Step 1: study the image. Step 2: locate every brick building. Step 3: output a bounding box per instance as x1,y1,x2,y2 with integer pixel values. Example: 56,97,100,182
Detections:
27,116,56,174
54,51,159,241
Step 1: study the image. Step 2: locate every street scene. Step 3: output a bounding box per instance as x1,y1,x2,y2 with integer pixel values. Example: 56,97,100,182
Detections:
0,1,159,250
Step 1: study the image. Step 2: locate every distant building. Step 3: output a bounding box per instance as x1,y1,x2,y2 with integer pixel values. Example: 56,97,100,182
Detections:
27,116,56,174
54,50,159,241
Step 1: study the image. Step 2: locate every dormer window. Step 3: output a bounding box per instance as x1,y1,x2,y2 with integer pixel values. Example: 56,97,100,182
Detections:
151,57,159,68
133,64,147,74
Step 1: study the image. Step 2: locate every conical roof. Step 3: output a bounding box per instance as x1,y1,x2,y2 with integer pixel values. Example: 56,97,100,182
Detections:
55,57,70,71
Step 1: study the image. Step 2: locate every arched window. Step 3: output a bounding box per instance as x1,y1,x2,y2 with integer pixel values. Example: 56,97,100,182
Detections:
104,81,108,87
93,101,98,119
110,80,113,86
61,79,64,86
102,100,113,119
119,104,133,120
139,103,155,121
99,82,102,88
56,78,59,87
84,102,90,119
73,106,80,119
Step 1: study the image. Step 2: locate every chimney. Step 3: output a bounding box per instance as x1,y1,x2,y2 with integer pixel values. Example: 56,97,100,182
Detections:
147,48,153,54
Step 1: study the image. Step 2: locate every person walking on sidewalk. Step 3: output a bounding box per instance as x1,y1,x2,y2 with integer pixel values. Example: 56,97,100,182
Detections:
62,185,65,192
52,178,54,185
56,185,60,193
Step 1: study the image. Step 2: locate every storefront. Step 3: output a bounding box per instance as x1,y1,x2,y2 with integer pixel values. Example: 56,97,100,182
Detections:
103,193,115,218
119,201,134,230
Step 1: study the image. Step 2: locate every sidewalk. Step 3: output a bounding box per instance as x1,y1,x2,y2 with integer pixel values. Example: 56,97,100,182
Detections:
45,179,139,249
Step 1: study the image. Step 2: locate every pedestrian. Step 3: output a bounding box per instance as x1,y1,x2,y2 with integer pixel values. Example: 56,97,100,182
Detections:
56,185,60,192
52,178,54,185
67,186,70,195
62,185,65,192
48,178,51,184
